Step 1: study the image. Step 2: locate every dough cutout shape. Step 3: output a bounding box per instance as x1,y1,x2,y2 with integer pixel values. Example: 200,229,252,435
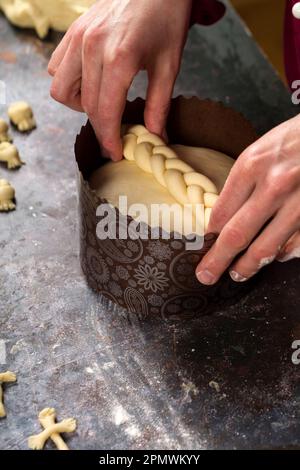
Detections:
0,142,24,169
0,371,17,418
0,0,95,38
0,118,12,143
0,178,16,212
8,101,36,132
28,408,77,450
90,125,234,235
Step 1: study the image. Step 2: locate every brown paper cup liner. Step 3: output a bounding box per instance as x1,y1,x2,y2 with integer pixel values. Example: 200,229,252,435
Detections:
75,97,258,321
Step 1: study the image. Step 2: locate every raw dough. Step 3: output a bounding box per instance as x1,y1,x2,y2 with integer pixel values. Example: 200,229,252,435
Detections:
89,132,234,235
38,408,70,450
28,408,77,450
0,142,24,169
0,371,17,418
0,178,16,212
8,101,36,132
122,125,219,231
0,0,95,38
0,119,12,143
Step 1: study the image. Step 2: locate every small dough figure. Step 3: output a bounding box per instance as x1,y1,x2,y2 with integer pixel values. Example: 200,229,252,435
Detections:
28,408,77,450
0,179,16,212
0,142,24,169
0,371,17,418
8,101,36,132
0,118,12,143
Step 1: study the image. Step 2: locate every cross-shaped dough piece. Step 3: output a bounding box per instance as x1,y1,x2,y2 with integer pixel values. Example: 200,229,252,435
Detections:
28,408,76,450
0,371,17,418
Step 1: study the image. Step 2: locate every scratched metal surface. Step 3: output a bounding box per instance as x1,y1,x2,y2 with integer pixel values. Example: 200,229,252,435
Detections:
1,2,300,450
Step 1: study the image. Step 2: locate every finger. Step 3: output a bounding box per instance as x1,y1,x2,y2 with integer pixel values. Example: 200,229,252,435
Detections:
97,60,135,161
50,37,83,112
48,11,94,76
229,203,300,281
196,188,278,285
81,27,103,120
208,153,256,234
277,230,300,262
48,30,73,76
144,62,177,138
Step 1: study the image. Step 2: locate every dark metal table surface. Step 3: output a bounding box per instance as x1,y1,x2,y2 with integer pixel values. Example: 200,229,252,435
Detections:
1,1,300,450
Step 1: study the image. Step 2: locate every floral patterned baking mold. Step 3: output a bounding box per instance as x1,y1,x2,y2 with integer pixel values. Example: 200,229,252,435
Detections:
75,97,258,321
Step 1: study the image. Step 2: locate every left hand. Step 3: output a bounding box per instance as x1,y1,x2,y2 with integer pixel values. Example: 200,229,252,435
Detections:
48,0,192,161
196,114,300,285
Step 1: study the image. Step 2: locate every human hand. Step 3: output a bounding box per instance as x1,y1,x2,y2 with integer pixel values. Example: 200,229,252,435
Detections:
196,114,300,285
48,0,192,160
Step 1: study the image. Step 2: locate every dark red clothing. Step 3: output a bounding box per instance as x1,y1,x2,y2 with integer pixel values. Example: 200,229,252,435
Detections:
285,0,300,88
191,0,299,89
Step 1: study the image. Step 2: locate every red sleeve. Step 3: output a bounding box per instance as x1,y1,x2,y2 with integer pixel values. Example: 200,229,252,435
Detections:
284,0,300,88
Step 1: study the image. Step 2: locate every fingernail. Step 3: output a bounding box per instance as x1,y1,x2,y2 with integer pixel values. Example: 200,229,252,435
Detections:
277,246,300,263
230,270,248,283
196,269,216,285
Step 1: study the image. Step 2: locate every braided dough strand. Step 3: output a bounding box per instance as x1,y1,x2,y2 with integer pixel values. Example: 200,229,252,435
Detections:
122,125,219,230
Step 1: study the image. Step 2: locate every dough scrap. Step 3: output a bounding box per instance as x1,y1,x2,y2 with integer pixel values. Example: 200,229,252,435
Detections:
0,118,12,143
28,408,77,450
0,0,95,38
0,142,24,169
0,178,16,212
123,125,219,230
0,371,17,418
38,408,70,450
8,101,36,132
90,140,234,235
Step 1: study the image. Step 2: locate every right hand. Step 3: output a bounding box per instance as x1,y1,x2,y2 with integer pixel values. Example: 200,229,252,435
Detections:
48,0,193,160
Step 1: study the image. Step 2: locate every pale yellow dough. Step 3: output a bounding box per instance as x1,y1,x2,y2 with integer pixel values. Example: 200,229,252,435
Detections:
121,125,227,232
0,142,24,169
0,0,95,38
0,178,16,212
8,101,36,132
89,142,234,235
0,371,17,418
0,119,12,143
28,408,77,450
